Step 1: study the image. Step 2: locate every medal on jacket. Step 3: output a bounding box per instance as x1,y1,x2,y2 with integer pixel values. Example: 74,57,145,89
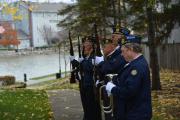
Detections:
131,69,137,76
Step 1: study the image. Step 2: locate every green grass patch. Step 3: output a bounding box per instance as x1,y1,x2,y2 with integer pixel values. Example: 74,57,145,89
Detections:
0,48,15,51
30,71,70,80
28,76,79,91
46,81,79,90
0,89,53,120
30,73,56,80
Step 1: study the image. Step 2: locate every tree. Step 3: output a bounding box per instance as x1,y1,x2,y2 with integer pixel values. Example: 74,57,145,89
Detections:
0,1,34,49
0,22,20,48
58,0,113,37
58,29,69,76
38,25,53,46
0,1,23,21
146,0,161,90
125,0,180,90
57,0,180,90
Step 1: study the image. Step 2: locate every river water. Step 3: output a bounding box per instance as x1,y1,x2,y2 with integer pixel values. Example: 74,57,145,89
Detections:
0,53,70,83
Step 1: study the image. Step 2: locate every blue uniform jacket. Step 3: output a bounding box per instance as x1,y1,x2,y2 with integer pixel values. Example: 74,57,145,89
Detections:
81,56,94,87
111,55,152,120
98,47,127,75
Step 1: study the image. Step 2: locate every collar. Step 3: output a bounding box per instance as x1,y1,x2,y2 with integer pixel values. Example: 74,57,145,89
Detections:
124,63,130,68
133,54,142,60
129,54,142,63
107,45,120,57
85,55,90,59
115,45,120,50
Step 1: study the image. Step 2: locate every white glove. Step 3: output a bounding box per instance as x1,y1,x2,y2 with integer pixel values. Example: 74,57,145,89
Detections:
69,55,75,62
95,80,100,87
92,56,104,65
78,57,84,63
106,82,116,94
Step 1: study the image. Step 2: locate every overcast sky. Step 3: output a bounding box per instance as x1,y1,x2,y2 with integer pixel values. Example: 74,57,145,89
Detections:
34,0,76,3
0,0,76,3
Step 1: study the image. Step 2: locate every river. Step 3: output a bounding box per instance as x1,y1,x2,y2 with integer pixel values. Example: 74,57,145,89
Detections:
0,53,70,83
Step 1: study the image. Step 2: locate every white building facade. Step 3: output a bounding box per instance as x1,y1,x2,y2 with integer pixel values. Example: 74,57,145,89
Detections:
30,3,66,47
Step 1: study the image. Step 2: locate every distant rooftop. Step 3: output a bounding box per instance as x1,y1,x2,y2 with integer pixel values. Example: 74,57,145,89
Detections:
30,2,67,13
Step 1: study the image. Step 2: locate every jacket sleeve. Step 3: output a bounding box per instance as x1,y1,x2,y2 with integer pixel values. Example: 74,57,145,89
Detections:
98,55,126,75
71,59,80,68
111,66,142,99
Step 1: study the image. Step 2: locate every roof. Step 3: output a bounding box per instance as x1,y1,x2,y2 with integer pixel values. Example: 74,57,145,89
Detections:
30,2,67,13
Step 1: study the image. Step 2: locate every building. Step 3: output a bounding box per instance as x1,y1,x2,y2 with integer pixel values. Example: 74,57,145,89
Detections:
0,1,67,49
28,2,66,47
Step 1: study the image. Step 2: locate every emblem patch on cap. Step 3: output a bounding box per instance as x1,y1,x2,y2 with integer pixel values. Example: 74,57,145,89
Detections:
131,69,137,76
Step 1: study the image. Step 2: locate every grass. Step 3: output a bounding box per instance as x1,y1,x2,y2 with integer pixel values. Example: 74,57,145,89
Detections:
0,48,15,51
0,70,179,120
30,71,70,80
28,76,79,90
0,89,53,120
29,71,180,120
30,73,56,80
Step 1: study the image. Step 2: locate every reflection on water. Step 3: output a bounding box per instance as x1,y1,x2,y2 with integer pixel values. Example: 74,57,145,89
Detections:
0,53,70,82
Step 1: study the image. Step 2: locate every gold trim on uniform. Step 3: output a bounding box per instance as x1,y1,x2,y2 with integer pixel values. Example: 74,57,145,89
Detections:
131,69,137,76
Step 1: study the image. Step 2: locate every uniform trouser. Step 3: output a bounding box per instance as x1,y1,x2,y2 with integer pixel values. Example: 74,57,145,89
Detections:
112,96,118,120
79,83,86,120
81,86,101,120
102,87,114,120
113,98,126,120
95,86,102,120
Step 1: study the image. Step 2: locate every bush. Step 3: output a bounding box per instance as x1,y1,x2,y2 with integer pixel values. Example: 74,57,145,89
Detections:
0,76,15,86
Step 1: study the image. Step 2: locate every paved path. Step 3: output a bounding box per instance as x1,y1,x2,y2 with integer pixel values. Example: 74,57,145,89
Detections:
47,89,83,120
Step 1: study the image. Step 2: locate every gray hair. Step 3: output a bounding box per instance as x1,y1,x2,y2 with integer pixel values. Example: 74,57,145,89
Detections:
123,43,142,53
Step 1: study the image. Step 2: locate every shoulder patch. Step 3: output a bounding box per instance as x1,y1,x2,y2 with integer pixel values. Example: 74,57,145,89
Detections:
131,69,137,76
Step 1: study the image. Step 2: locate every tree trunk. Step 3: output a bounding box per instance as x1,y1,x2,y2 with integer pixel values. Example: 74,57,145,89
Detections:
112,0,117,25
149,46,161,90
146,6,161,90
118,0,121,25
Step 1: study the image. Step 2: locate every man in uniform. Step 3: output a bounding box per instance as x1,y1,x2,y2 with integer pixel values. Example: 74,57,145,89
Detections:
106,42,152,120
95,27,129,78
70,39,102,120
94,27,129,120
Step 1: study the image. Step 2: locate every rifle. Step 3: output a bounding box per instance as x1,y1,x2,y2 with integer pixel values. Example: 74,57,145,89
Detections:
77,35,83,86
69,30,76,83
92,24,104,82
78,36,81,58
93,24,114,118
93,24,102,57
91,24,103,120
